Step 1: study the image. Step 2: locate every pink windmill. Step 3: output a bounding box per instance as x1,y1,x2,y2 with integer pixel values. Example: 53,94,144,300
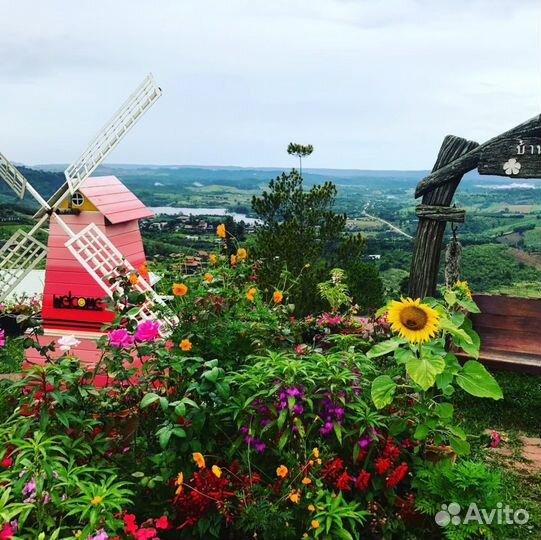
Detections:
0,74,167,363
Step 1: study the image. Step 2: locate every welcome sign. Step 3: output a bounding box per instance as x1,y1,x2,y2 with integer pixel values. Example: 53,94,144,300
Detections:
52,291,104,311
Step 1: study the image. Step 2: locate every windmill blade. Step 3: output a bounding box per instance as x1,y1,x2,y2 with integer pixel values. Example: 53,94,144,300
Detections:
63,73,162,195
64,222,175,330
0,152,51,210
0,217,48,301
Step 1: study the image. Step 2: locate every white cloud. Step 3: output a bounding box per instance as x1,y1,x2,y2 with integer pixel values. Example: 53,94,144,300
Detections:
0,0,539,169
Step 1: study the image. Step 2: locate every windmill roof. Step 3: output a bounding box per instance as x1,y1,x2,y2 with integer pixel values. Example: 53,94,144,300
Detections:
79,176,154,224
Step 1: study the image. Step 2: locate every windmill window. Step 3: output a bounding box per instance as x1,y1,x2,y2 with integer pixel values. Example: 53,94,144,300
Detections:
72,192,85,207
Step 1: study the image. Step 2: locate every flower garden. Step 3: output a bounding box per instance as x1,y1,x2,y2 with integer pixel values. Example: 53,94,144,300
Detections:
0,225,539,540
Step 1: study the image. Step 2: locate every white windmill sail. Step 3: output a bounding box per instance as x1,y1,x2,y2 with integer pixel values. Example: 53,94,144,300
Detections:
0,154,51,301
63,73,162,195
64,223,175,329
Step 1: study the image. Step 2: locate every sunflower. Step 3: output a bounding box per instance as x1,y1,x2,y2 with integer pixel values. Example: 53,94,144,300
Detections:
387,298,440,343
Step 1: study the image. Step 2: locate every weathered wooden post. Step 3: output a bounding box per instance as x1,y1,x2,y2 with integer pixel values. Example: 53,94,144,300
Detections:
409,114,541,298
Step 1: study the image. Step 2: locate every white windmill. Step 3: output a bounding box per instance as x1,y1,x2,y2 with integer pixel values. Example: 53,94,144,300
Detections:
0,74,167,324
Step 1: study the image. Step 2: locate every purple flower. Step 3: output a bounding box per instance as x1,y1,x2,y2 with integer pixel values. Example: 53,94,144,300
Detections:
254,441,266,453
108,328,135,348
89,530,109,540
23,478,36,496
134,320,160,342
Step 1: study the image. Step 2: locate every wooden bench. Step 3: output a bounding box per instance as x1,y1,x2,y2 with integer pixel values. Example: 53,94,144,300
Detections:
466,294,541,373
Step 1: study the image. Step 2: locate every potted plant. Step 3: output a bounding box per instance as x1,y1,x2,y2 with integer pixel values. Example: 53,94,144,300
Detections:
0,294,41,336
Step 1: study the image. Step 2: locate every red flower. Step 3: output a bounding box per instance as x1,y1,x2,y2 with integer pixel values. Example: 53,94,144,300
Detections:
0,523,14,540
335,471,353,491
382,441,401,462
322,457,344,482
134,528,157,540
386,462,409,488
124,513,138,535
375,457,392,475
355,470,371,491
1,457,13,468
155,516,170,530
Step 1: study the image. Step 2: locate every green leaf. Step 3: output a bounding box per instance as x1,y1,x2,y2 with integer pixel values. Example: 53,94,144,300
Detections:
453,322,481,359
444,289,457,306
405,352,445,391
367,338,402,359
449,436,470,455
455,361,503,400
395,348,415,366
388,417,408,436
174,402,186,417
141,393,160,408
158,427,173,449
371,375,397,409
434,402,453,419
456,296,481,314
439,316,472,344
414,423,430,440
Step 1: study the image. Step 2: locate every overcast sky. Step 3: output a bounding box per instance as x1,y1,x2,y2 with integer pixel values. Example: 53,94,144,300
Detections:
0,0,539,170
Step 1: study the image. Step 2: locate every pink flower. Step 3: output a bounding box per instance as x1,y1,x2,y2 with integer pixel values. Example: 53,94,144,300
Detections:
155,516,170,530
57,334,80,352
109,329,135,349
0,329,5,348
0,523,14,540
490,430,501,448
134,320,160,343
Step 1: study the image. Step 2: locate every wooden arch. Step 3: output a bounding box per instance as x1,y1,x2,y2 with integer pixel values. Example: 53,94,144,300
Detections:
408,114,541,298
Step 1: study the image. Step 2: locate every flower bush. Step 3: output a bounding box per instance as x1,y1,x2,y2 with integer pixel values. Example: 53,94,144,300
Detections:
0,227,508,539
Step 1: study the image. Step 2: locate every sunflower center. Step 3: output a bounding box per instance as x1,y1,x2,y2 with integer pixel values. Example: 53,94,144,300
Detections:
400,306,428,330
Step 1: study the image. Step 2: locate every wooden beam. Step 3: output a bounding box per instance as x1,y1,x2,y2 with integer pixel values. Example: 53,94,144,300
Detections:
415,205,466,222
408,135,478,298
478,136,541,178
415,114,541,198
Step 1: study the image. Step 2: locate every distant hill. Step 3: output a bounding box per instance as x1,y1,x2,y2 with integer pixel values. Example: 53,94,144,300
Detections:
0,166,64,206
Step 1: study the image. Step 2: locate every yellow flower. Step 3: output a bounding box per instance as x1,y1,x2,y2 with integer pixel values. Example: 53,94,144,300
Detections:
237,248,248,260
273,291,283,304
193,452,206,469
308,504,316,512
289,489,301,504
276,465,289,478
128,273,139,286
301,477,312,485
204,273,214,283
217,224,226,238
175,472,184,495
311,520,320,529
180,339,192,352
304,263,311,268
211,465,222,478
90,495,104,505
209,254,218,265
172,283,188,297
316,458,322,465
231,254,237,265
455,280,473,300
312,447,320,458
246,287,257,302
75,532,82,538
387,297,440,344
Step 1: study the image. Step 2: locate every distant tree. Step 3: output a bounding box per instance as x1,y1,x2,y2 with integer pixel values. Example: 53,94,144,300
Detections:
251,168,367,315
287,143,313,176
346,261,384,312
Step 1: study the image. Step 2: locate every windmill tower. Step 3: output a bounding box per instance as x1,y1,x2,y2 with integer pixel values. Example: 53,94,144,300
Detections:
0,74,168,362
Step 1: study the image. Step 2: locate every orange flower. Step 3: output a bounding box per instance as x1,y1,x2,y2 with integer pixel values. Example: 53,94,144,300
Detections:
273,291,283,304
246,287,257,302
311,520,320,529
172,283,188,297
180,339,192,352
175,472,184,495
91,495,104,505
192,452,206,469
139,262,148,275
128,273,139,286
301,477,312,485
203,273,214,283
237,248,247,260
289,489,301,504
211,465,222,478
216,224,226,238
209,254,218,265
276,465,288,478
308,504,316,512
231,254,237,265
